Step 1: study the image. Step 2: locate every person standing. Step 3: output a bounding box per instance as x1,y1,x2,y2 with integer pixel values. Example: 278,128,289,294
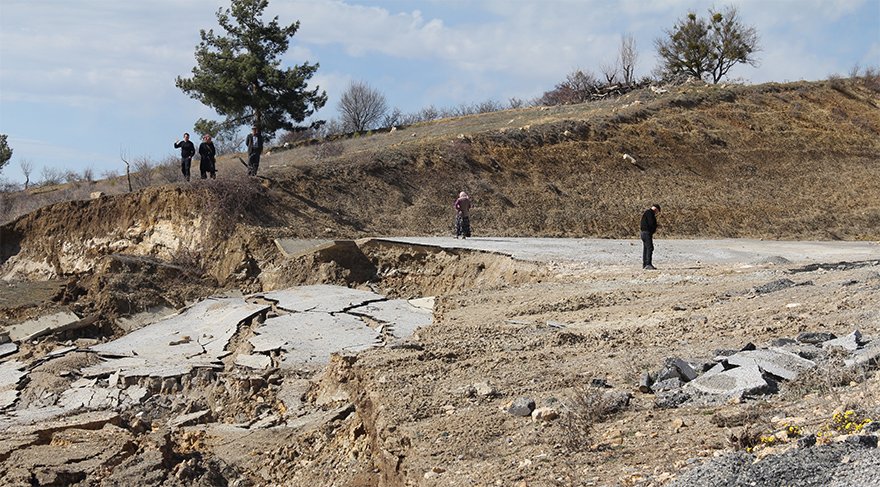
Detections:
198,134,217,179
173,133,196,181
454,191,472,239
245,126,263,176
640,204,661,270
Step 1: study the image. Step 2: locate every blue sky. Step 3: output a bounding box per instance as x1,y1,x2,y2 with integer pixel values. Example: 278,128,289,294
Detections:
1,0,878,183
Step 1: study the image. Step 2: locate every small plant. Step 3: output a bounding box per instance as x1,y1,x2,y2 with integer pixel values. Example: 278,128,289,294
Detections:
560,385,623,451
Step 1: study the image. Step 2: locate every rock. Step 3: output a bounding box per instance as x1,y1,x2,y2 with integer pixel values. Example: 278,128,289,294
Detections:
671,418,686,432
235,354,272,370
754,278,795,294
770,338,796,347
474,381,498,397
843,435,878,448
590,377,611,388
602,391,632,412
507,397,536,417
0,342,17,359
6,311,83,342
822,330,863,351
531,407,559,422
796,331,837,344
90,191,104,199
797,434,817,448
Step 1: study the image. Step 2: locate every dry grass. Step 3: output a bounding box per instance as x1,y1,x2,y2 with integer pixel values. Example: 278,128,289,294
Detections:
560,385,625,451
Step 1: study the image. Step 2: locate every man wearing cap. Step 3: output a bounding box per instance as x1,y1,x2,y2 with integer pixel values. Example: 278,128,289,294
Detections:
245,126,263,176
640,204,661,270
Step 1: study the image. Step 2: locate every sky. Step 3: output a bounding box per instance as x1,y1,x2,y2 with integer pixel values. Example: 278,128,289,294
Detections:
0,0,878,184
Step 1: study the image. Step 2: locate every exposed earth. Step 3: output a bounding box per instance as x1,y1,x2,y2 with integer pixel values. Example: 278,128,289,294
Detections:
1,78,879,486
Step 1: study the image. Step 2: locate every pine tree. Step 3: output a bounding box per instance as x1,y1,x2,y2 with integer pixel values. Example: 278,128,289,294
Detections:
176,0,327,139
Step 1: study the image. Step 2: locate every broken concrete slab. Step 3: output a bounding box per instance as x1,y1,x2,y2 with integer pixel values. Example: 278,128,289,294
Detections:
657,358,698,382
0,360,27,409
169,410,211,429
689,363,769,396
0,342,17,360
822,330,863,351
249,311,381,369
348,298,433,339
4,311,82,342
258,285,383,313
845,341,880,368
3,410,121,436
408,296,435,312
235,354,272,370
726,348,816,381
84,297,269,379
115,305,177,333
797,331,836,344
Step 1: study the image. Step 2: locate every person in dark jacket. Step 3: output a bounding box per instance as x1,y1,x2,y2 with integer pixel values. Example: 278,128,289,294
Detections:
245,126,263,176
640,204,661,269
454,191,472,238
198,134,217,179
174,133,196,181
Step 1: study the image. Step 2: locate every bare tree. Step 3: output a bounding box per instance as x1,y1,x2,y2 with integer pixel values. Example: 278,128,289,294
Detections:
19,159,33,190
619,33,638,85
600,62,619,84
337,80,388,132
120,150,133,193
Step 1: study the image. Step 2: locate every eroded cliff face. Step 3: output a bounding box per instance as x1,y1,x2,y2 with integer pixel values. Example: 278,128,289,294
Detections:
0,185,272,286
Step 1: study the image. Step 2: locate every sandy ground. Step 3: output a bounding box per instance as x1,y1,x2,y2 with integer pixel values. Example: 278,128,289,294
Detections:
1,238,879,486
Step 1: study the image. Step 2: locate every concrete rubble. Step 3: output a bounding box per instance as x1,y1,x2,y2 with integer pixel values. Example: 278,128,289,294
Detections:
650,330,877,407
0,284,435,430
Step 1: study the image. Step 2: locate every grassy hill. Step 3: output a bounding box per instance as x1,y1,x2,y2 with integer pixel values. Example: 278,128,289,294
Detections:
2,77,880,282
255,77,880,240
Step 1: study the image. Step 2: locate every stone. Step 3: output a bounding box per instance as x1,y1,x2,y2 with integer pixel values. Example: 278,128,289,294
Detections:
602,391,632,412
654,390,692,409
90,191,104,199
726,348,816,381
796,331,837,344
689,363,769,396
5,311,82,342
0,360,27,409
473,381,498,397
822,330,863,351
531,407,559,422
843,435,878,448
754,278,795,294
507,397,536,417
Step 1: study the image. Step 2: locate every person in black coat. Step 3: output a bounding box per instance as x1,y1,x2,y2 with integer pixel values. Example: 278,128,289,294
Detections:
245,126,263,176
173,133,196,181
640,204,661,269
198,134,217,179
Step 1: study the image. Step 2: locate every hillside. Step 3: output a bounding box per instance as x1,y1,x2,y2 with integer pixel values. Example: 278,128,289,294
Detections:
0,78,879,486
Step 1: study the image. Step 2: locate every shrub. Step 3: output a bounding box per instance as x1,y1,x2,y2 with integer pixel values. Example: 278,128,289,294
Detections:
560,385,623,451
